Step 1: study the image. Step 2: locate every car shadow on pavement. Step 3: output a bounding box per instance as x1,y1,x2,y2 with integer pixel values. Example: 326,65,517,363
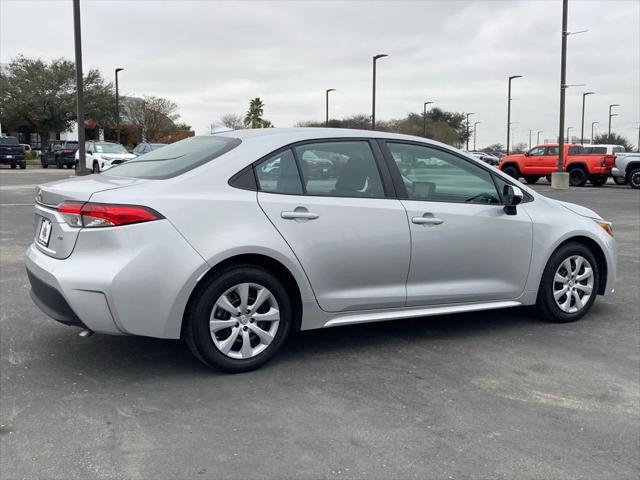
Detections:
35,307,542,379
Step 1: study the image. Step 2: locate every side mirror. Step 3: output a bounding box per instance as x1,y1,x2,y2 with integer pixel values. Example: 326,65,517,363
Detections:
87,150,93,155
523,151,529,157
503,185,523,215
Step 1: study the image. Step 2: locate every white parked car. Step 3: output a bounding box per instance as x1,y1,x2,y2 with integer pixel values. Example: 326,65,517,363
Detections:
75,141,135,173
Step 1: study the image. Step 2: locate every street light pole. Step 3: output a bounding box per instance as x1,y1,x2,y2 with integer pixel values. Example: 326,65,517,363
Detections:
325,88,335,127
591,121,599,144
72,0,87,176
580,91,594,144
566,126,573,143
473,121,481,151
115,68,124,143
423,101,433,137
465,113,475,151
506,74,522,155
529,129,533,149
537,130,543,145
608,104,620,137
371,54,388,130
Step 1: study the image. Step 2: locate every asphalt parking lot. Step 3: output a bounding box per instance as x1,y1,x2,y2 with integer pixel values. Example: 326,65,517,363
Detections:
1,168,639,480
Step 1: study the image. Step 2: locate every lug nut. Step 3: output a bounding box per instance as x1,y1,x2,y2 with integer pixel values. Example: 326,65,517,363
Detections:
243,326,248,331
249,319,254,323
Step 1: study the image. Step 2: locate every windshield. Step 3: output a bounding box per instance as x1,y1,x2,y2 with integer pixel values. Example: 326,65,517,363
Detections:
105,136,241,179
95,143,128,154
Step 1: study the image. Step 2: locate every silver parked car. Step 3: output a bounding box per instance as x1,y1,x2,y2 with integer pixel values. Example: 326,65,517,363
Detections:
26,129,617,372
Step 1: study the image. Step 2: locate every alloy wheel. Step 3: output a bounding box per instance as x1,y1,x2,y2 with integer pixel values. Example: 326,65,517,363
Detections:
209,282,280,359
553,255,594,313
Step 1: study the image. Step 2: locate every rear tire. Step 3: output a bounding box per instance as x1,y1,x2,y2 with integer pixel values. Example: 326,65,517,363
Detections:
56,158,63,169
524,175,540,184
42,162,49,169
589,175,607,187
503,165,519,179
10,163,16,169
19,162,26,170
569,168,587,187
184,265,293,373
628,168,640,189
536,242,599,323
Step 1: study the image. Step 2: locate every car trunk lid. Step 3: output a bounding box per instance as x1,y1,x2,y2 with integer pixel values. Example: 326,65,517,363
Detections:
34,175,149,259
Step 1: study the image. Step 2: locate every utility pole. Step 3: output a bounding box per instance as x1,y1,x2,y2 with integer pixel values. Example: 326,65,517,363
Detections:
325,89,335,127
537,130,543,145
552,0,569,189
529,129,533,149
73,0,87,176
608,104,620,137
423,101,433,137
473,121,480,151
580,91,594,144
591,122,599,144
567,126,573,143
465,113,475,150
115,68,124,143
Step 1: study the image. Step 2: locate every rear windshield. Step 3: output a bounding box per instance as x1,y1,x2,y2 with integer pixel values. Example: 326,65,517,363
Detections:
585,146,607,154
105,136,241,179
0,137,19,145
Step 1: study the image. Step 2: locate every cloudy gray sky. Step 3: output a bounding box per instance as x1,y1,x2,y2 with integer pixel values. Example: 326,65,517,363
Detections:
1,0,638,147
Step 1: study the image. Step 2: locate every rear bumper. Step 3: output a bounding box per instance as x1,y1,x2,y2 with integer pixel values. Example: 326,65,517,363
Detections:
24,219,209,339
0,155,25,164
27,267,86,328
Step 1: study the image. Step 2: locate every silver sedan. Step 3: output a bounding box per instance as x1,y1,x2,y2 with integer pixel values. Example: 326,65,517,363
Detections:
26,129,617,372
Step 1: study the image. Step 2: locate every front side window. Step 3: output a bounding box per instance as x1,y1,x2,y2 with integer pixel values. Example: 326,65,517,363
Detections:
529,147,545,156
294,141,384,198
255,149,303,194
106,136,240,179
386,142,500,204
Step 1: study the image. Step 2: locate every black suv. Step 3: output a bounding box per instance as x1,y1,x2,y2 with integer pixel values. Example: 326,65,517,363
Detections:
41,141,79,169
0,137,26,169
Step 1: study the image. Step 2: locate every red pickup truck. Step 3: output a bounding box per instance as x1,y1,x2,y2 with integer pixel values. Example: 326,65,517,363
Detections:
499,144,614,187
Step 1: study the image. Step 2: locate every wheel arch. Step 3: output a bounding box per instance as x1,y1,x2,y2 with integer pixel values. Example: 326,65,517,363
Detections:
567,162,587,172
181,253,304,338
625,161,640,176
501,162,520,173
548,235,608,295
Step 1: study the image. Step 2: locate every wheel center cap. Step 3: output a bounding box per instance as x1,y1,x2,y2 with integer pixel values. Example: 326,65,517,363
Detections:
239,314,248,325
568,280,574,287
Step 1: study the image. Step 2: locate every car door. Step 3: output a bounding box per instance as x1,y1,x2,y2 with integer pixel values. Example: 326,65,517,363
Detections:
85,142,94,170
256,140,411,312
523,146,545,172
542,146,559,173
381,141,533,306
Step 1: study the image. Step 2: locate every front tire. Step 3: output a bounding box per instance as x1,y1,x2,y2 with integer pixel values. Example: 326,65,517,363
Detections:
92,161,100,173
536,242,599,323
524,175,540,184
184,265,293,372
502,165,519,179
589,175,607,187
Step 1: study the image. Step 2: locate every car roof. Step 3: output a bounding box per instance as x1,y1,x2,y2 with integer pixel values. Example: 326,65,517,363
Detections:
214,127,455,150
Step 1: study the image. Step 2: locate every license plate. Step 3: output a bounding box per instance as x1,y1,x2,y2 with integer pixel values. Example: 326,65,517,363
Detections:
6,155,12,159
38,218,52,247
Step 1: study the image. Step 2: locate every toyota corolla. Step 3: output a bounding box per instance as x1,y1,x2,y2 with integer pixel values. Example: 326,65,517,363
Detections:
26,129,616,372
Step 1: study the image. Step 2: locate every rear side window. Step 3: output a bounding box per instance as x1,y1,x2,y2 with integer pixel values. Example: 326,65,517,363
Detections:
255,149,303,194
106,136,240,179
294,141,384,198
568,146,585,155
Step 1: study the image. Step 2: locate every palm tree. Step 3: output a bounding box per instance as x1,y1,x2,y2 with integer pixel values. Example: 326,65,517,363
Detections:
244,98,265,128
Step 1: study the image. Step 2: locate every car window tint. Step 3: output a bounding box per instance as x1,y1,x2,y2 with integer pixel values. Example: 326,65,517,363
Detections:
105,136,240,179
255,149,303,194
294,141,384,198
387,142,500,204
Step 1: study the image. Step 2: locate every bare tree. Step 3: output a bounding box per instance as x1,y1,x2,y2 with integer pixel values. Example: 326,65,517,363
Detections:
219,113,245,130
125,95,180,142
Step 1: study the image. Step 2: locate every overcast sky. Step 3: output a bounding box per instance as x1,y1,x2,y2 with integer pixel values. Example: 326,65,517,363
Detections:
1,0,638,147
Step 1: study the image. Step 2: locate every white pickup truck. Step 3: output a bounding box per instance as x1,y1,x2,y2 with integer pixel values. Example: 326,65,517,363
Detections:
611,152,640,189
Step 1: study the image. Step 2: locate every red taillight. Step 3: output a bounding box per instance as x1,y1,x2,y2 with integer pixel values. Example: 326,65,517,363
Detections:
57,201,163,228
63,149,73,154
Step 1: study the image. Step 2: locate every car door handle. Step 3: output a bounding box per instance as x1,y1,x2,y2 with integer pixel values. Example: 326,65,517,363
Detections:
412,214,444,225
281,209,319,220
